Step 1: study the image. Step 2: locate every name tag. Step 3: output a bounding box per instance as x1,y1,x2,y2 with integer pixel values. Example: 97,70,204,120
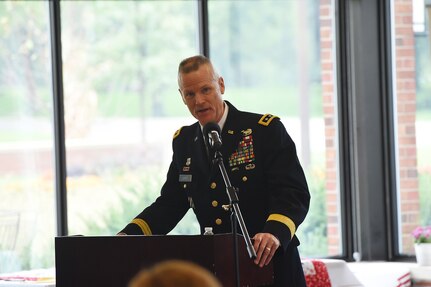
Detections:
179,174,192,182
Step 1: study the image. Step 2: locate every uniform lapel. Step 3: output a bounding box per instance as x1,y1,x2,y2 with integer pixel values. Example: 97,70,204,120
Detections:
192,126,211,175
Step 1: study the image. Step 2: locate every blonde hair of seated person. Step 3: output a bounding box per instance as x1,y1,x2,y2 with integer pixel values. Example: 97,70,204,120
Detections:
128,260,222,287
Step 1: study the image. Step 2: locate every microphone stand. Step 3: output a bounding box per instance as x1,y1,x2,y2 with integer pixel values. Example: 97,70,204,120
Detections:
212,149,257,287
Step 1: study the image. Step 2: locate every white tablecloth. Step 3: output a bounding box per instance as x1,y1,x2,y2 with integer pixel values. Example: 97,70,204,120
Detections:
321,259,363,287
302,259,415,287
347,261,414,287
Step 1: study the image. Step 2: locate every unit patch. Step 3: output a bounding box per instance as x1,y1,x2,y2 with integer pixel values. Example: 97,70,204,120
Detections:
173,127,183,139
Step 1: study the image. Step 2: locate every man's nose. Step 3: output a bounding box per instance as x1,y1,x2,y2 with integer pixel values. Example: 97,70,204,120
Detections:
194,92,205,104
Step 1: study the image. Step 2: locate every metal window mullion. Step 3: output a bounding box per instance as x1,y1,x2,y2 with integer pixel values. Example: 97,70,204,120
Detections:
198,0,210,57
335,0,357,261
378,0,399,260
49,0,68,236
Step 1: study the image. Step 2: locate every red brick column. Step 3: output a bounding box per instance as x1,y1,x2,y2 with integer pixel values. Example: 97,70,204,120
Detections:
319,0,339,256
394,0,420,254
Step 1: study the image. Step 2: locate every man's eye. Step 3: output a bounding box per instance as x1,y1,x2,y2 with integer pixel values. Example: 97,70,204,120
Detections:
202,87,211,94
185,92,194,98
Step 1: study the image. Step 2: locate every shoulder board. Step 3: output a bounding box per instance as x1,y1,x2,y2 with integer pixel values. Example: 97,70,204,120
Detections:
258,114,279,126
173,127,183,139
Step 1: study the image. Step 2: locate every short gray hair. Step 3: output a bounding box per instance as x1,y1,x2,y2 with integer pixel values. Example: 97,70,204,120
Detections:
177,55,219,87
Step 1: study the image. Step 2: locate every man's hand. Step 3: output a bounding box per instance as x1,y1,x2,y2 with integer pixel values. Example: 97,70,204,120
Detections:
252,233,280,267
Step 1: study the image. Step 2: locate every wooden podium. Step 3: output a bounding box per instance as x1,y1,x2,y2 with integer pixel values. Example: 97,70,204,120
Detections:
55,234,273,287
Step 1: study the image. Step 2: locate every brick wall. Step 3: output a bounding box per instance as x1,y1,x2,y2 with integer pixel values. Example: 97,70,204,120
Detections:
394,0,420,254
319,0,340,256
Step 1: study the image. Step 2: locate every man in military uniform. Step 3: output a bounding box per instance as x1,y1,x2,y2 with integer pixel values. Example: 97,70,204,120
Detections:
119,55,310,286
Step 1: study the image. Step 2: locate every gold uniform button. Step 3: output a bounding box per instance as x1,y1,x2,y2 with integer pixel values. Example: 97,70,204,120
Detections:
215,218,222,225
183,184,187,189
210,182,217,189
212,200,218,207
242,176,248,182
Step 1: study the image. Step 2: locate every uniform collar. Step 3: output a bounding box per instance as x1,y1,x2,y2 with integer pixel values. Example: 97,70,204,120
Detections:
218,101,229,131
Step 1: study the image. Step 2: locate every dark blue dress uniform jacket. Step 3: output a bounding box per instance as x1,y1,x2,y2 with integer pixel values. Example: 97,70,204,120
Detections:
121,101,310,286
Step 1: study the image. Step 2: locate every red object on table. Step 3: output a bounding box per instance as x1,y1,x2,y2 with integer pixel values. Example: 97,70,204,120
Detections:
303,259,332,287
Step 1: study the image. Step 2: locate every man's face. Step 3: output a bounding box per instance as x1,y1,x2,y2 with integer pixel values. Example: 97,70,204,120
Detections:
179,64,225,126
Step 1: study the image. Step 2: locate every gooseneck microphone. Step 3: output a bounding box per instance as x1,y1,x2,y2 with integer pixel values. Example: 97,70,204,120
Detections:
203,122,222,150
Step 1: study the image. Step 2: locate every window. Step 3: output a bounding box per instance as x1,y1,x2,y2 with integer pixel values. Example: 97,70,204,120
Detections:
208,0,341,257
60,1,200,237
1,1,349,274
0,1,55,272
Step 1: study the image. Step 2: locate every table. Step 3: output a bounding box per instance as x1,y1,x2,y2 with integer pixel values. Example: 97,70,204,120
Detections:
410,266,431,287
347,261,414,287
0,269,54,287
1,261,428,287
302,259,363,287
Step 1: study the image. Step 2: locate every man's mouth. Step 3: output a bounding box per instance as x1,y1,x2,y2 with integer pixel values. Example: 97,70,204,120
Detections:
196,107,211,114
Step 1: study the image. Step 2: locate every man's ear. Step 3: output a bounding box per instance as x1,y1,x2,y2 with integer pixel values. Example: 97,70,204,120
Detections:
218,77,225,94
179,89,186,104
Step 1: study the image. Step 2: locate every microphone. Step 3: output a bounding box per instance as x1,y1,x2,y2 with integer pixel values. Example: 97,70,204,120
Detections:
203,122,222,150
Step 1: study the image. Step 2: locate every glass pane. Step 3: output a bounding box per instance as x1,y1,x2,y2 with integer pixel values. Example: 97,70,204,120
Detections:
60,1,200,236
393,0,431,254
209,0,341,257
0,1,55,272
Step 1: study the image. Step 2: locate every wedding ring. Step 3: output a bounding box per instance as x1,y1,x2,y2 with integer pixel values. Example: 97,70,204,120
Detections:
265,247,271,252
